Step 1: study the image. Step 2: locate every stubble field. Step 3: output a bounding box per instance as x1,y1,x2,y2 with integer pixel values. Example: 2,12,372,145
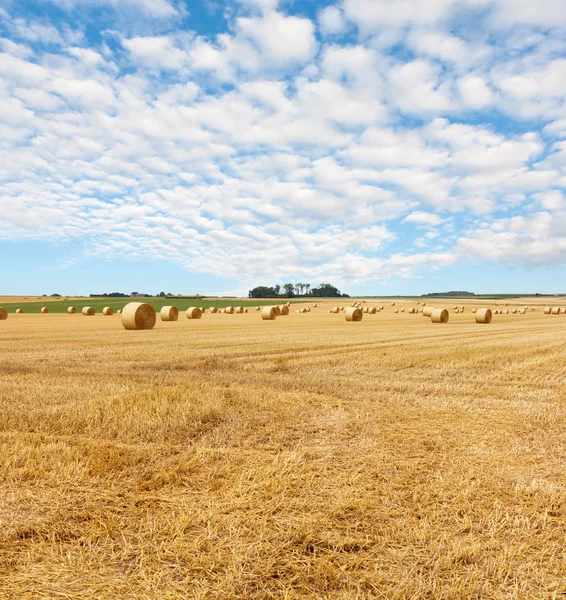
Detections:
1,299,566,599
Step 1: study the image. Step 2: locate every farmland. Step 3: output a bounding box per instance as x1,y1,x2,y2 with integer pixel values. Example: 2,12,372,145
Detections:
1,298,566,598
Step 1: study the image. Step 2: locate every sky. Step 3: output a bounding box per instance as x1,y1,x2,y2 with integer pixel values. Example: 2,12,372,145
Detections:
0,0,565,297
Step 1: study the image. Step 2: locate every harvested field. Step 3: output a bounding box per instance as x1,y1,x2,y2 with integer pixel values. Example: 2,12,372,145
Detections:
1,299,566,598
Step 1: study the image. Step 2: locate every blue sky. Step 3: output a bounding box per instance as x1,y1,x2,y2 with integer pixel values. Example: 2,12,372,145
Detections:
1,0,565,296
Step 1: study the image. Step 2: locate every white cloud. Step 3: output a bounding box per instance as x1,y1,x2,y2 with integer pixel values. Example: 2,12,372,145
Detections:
123,36,188,70
318,5,347,36
403,211,446,226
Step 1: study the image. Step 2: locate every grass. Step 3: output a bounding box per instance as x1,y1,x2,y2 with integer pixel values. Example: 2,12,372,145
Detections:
0,298,296,314
1,298,566,598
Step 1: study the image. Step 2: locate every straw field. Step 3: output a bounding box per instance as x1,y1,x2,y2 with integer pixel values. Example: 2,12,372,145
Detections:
1,298,566,599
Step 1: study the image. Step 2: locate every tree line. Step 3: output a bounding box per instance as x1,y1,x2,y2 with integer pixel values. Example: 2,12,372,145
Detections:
249,283,348,298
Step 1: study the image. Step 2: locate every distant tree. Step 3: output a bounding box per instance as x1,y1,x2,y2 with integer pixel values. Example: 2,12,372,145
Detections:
295,283,303,296
304,284,311,296
282,283,295,298
310,283,344,297
249,286,278,298
274,284,281,296
159,291,166,297
50,293,61,297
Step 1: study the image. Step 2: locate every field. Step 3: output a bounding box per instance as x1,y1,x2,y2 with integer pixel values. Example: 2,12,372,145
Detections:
1,298,566,599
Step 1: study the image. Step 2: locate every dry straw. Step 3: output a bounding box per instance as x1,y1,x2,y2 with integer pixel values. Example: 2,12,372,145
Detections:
16,309,23,314
235,307,244,313
345,307,363,321
423,306,434,317
67,307,76,314
117,309,122,314
472,308,477,313
431,308,449,323
312,303,318,308
41,307,49,313
332,306,339,313
82,307,95,316
551,307,560,315
394,309,399,313
209,307,218,313
561,308,566,315
102,307,114,316
160,306,179,321
475,308,492,324
0,308,7,320
262,306,277,320
544,307,551,314
121,303,156,330
186,307,202,319
369,307,377,314
225,306,234,314
279,305,290,316
401,308,405,313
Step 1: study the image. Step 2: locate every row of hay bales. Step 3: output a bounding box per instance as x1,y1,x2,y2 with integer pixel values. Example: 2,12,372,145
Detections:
544,307,566,315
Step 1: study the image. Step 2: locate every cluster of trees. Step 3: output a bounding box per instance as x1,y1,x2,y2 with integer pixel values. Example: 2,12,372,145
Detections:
422,291,475,297
249,283,348,298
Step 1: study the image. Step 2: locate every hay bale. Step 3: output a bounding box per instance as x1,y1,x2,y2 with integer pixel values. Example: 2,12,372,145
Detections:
391,302,396,306
345,307,363,321
422,306,434,317
472,308,476,313
16,309,23,314
502,310,509,315
279,305,290,316
475,308,492,324
244,308,248,313
561,308,566,315
225,306,234,314
362,307,369,313
369,307,377,314
273,306,281,316
460,306,465,312
41,307,49,314
160,306,179,321
262,306,276,320
544,307,551,314
0,308,7,320
431,308,449,323
332,306,339,313
186,307,202,319
401,308,405,313
519,308,526,314
551,307,560,315
512,309,517,314
394,309,399,313
117,309,122,314
312,304,318,308
380,305,384,310
209,307,218,313
67,307,76,314
121,302,156,330
82,307,95,316
235,306,244,313
103,307,114,316
455,308,460,314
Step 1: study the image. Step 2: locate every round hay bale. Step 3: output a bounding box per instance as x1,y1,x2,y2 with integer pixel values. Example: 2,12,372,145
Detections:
313,304,318,308
0,308,7,320
454,305,458,310
16,309,23,314
419,308,423,313
209,307,219,313
504,302,508,306
422,306,434,317
41,307,49,314
454,308,460,314
561,308,566,315
543,306,551,314
431,308,449,324
380,305,384,310
103,307,114,316
551,307,560,315
67,306,76,314
502,310,509,315
345,307,363,322
519,308,526,314
394,309,399,313
279,305,290,316
401,308,405,313
306,306,311,312
201,308,206,314
332,306,339,313
262,306,277,320
369,307,377,314
340,306,345,312
362,307,369,313
186,307,202,319
235,306,244,314
160,306,179,321
272,306,281,316
244,308,248,313
512,309,517,314
117,309,122,314
82,307,95,316
460,306,465,312
225,306,234,314
391,302,396,306
472,308,476,313
121,302,156,330
475,308,492,324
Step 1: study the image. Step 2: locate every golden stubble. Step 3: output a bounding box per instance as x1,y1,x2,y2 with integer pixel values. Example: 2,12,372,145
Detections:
1,300,566,599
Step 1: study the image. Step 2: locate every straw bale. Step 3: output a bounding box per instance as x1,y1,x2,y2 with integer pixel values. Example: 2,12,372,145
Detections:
186,307,202,319
67,306,76,314
160,306,179,321
225,306,234,314
431,308,449,323
475,308,492,324
363,307,369,313
561,308,566,315
209,307,218,313
544,307,551,314
0,308,7,320
235,307,244,313
401,308,405,313
117,309,122,314
345,307,363,322
262,306,277,320
394,309,399,313
551,307,560,315
422,306,434,317
279,305,290,316
121,302,156,330
16,309,23,314
332,306,339,313
82,307,95,316
102,307,114,316
369,307,377,314
472,308,476,313
41,307,49,313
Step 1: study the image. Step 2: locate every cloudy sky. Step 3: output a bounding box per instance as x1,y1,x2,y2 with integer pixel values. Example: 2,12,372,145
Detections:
1,0,565,296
